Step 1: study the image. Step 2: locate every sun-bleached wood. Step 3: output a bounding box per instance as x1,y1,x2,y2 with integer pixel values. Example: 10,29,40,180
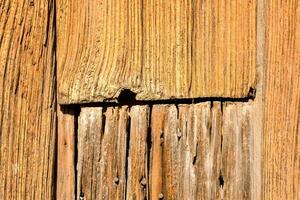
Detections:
263,1,300,199
0,0,56,199
75,102,258,199
57,0,256,104
77,106,129,199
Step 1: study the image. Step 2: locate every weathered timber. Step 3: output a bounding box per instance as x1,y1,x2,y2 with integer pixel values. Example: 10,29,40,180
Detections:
0,0,56,199
57,0,256,104
263,1,300,199
75,102,257,200
57,106,76,200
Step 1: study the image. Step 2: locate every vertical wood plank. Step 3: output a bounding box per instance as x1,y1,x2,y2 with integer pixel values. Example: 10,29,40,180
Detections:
220,103,255,200
126,105,150,200
57,106,76,200
263,0,300,199
77,107,103,200
77,106,129,199
0,0,56,199
150,103,222,200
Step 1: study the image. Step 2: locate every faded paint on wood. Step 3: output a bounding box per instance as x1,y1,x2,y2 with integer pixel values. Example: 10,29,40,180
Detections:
57,0,256,104
0,0,56,199
75,102,257,199
263,1,300,199
57,106,76,200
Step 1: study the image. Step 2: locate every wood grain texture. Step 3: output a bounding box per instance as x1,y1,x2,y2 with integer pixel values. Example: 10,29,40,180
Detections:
76,102,257,199
57,0,256,104
77,106,129,200
0,0,56,199
126,106,150,200
263,0,300,199
57,106,76,200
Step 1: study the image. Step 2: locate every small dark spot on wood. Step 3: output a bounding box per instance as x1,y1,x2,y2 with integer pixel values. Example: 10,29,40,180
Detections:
114,177,119,185
192,155,197,165
248,87,256,99
117,89,137,105
219,174,225,188
79,192,84,200
29,0,34,6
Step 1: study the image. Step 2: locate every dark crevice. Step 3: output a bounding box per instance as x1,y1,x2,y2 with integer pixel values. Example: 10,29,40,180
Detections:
124,109,131,199
101,107,107,136
79,191,84,200
117,89,137,105
192,154,197,165
74,106,81,199
247,87,256,100
219,172,225,188
71,94,255,107
146,105,152,200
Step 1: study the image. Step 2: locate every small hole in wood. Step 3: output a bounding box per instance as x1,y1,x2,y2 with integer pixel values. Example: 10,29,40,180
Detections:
117,89,137,104
219,174,225,187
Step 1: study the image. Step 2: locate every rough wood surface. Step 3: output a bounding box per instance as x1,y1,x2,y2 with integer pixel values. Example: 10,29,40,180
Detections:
126,106,150,200
0,0,56,199
57,0,256,104
263,1,300,199
57,106,76,200
76,102,257,199
77,106,129,200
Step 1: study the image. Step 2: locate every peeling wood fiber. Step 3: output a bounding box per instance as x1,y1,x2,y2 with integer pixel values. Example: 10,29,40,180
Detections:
57,0,256,104
76,102,258,200
0,0,56,199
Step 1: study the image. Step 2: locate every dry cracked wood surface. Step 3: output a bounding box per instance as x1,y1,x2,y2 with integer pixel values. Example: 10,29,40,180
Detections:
0,0,299,199
57,0,256,104
73,102,258,200
0,0,56,199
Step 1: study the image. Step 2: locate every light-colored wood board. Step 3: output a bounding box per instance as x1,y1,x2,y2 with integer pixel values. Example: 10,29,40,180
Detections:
57,106,76,200
220,103,256,200
126,105,150,199
0,0,56,199
263,1,300,199
149,103,221,200
77,106,129,200
57,0,256,104
75,102,257,199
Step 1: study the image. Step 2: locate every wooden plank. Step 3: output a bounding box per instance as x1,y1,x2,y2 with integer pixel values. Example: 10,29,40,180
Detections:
0,0,56,199
57,106,76,200
73,102,258,199
220,103,256,200
149,103,222,200
77,107,103,200
263,1,300,199
57,0,256,104
77,106,129,199
126,105,150,199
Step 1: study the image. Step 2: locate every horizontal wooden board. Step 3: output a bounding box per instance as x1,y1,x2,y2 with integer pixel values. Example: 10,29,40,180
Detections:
76,102,258,199
57,0,256,104
0,0,56,199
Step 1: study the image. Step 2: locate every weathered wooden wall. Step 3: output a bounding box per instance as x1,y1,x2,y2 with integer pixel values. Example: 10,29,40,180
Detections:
0,0,56,199
73,102,258,200
0,0,299,199
57,0,256,104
